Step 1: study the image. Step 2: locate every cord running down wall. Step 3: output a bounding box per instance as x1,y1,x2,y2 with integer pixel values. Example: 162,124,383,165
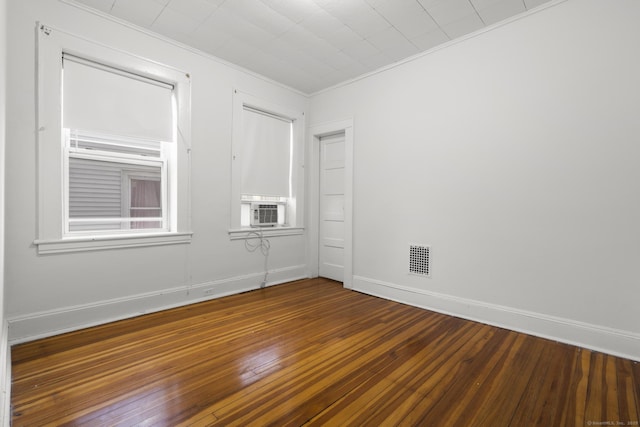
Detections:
244,229,271,288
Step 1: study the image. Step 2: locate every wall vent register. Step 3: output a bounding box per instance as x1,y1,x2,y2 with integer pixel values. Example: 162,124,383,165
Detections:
251,203,278,227
409,244,431,277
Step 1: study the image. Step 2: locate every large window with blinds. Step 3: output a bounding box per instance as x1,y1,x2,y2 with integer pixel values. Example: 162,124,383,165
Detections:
62,54,174,234
230,91,305,236
239,106,293,227
36,25,191,253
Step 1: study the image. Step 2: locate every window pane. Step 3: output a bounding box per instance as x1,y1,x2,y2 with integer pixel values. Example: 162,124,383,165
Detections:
68,156,163,232
130,178,162,229
69,157,123,231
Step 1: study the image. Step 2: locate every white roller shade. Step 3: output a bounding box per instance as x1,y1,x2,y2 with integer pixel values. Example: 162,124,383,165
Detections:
62,54,174,142
241,107,292,198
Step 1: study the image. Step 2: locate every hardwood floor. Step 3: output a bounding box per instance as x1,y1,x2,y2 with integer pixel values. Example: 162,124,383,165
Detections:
11,278,640,426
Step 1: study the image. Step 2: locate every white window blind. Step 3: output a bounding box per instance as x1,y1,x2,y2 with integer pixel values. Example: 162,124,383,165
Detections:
62,53,174,142
240,106,292,198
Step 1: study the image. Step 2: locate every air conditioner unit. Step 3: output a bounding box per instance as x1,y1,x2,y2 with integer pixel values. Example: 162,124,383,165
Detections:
251,203,278,227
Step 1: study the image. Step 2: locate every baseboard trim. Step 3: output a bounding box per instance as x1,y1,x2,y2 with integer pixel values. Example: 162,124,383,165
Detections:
0,320,10,427
8,266,308,344
353,276,640,362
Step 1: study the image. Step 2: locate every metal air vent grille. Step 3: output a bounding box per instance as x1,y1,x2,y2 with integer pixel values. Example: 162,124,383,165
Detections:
409,244,431,277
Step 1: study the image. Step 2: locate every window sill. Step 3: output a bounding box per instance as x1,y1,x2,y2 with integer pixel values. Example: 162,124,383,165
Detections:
228,227,304,241
34,232,193,255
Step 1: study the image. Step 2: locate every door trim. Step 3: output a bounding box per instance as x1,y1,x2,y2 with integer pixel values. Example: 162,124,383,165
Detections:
307,119,354,288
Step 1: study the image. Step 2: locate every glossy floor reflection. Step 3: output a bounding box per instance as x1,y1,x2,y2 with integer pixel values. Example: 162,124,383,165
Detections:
11,278,640,426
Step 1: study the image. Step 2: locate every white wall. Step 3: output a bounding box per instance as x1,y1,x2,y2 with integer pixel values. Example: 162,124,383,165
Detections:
310,0,640,360
0,0,8,421
5,0,309,342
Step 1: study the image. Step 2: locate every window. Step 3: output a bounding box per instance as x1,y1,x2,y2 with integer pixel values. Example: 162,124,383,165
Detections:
230,91,305,238
36,25,191,253
239,106,293,227
62,54,173,235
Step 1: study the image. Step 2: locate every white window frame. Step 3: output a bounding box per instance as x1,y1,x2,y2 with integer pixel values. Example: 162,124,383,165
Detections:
34,24,192,254
229,90,305,240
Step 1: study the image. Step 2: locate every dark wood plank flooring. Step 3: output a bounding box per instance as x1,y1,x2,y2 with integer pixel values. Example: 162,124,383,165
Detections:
11,278,640,426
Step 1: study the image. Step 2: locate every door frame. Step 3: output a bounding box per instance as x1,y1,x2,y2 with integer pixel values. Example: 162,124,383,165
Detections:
307,119,354,288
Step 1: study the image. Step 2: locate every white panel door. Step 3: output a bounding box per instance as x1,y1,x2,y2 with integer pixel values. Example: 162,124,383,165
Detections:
319,132,345,282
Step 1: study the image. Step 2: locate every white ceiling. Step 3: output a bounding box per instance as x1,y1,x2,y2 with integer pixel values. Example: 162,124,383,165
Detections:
74,0,553,94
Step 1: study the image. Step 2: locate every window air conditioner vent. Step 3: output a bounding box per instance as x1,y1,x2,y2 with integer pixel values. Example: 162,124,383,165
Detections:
251,203,278,227
409,244,431,277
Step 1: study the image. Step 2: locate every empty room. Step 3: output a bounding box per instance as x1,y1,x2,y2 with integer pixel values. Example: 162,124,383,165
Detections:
0,0,639,425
